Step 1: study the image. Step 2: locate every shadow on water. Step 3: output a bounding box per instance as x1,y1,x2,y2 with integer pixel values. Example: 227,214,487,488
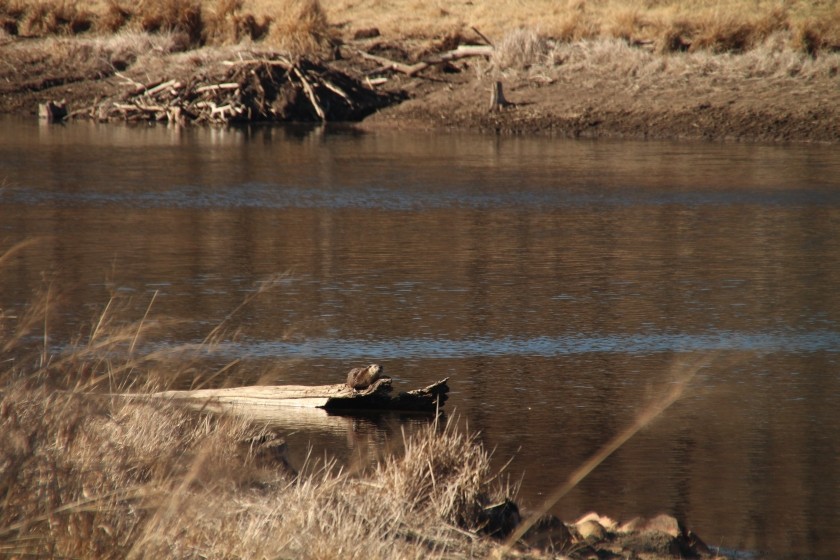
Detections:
2,116,840,558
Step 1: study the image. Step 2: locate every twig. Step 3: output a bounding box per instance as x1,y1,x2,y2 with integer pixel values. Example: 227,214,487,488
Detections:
355,50,429,76
114,71,144,89
195,83,240,94
129,290,158,356
471,26,494,47
144,79,178,97
319,77,353,106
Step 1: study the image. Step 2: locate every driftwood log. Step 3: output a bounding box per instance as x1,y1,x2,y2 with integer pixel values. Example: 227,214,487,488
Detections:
146,377,449,417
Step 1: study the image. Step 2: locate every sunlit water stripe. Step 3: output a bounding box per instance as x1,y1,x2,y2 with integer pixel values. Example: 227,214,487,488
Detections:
215,330,840,359
5,184,840,210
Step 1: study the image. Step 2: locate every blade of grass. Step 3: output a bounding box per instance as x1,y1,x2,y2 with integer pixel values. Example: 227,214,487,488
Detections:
500,353,717,552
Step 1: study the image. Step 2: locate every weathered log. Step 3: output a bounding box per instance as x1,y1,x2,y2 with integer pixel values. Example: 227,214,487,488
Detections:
145,79,178,97
142,377,449,416
195,82,240,94
357,44,493,77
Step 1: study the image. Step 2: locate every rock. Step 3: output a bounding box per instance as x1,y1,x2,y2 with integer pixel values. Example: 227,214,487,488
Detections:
575,511,618,532
522,513,573,552
618,516,643,534
616,514,711,558
639,513,683,537
576,519,607,541
615,530,682,556
479,499,520,538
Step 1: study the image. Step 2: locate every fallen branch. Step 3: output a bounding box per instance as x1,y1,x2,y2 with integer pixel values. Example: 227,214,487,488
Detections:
195,82,240,94
358,44,494,77
292,65,326,120
356,50,429,76
145,79,178,97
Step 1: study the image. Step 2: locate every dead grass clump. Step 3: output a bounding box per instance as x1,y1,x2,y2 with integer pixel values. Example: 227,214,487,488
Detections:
18,0,94,36
493,28,549,70
0,0,25,35
0,378,272,558
97,0,132,33
603,7,650,42
688,7,789,53
377,419,518,535
552,0,600,42
266,0,334,56
136,0,202,45
202,0,270,45
792,8,840,56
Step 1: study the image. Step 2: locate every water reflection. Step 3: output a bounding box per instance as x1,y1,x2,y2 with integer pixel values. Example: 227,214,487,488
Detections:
2,116,840,558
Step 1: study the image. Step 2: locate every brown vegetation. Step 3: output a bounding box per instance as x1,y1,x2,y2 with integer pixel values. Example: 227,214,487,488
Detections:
0,244,515,559
1,0,840,56
0,0,334,54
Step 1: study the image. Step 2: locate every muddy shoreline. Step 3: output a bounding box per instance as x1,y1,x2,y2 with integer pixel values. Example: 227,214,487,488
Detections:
3,34,840,143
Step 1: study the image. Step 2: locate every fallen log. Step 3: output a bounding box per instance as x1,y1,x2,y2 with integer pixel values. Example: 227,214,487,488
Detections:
142,377,449,416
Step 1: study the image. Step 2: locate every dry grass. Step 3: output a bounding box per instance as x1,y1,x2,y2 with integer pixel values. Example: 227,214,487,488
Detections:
266,0,333,55
0,242,515,559
2,0,840,55
0,0,331,52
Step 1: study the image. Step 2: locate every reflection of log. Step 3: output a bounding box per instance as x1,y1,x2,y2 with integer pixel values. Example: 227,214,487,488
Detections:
145,377,449,416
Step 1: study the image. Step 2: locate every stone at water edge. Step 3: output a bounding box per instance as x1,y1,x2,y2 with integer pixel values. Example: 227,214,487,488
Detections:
575,511,618,532
575,519,607,541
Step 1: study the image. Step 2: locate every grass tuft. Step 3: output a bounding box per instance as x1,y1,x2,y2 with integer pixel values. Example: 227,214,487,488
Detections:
202,0,270,45
492,28,548,70
265,0,333,56
137,0,203,45
17,0,94,36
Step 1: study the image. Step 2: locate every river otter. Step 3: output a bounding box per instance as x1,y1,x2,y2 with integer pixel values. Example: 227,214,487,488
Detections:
345,364,384,390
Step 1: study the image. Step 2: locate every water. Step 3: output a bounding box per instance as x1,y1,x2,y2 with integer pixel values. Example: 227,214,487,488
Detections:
2,116,839,558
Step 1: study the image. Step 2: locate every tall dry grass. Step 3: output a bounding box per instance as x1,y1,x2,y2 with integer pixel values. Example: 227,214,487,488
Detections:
0,241,517,559
0,0,332,52
2,0,840,55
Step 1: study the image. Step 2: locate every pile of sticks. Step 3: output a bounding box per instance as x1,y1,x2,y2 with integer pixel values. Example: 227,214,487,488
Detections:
73,54,399,124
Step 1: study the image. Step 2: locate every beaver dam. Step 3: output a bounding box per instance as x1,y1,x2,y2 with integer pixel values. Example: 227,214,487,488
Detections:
53,52,405,124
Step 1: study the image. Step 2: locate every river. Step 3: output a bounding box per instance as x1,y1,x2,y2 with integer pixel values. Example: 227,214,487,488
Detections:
1,116,839,558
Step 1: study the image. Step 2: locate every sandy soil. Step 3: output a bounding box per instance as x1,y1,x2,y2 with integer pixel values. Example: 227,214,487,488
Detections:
2,33,839,143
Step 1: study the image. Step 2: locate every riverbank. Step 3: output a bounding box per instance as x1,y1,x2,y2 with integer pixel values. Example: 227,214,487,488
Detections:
2,15,840,142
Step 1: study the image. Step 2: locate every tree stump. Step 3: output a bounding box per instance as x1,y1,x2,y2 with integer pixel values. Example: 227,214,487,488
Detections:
488,81,512,112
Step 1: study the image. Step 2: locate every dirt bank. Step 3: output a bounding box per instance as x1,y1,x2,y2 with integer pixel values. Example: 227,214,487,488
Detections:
2,32,840,143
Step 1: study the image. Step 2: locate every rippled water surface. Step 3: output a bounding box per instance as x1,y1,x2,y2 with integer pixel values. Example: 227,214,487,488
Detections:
2,117,840,558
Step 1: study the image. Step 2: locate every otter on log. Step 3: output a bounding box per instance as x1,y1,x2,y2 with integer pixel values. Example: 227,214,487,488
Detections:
345,364,384,390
